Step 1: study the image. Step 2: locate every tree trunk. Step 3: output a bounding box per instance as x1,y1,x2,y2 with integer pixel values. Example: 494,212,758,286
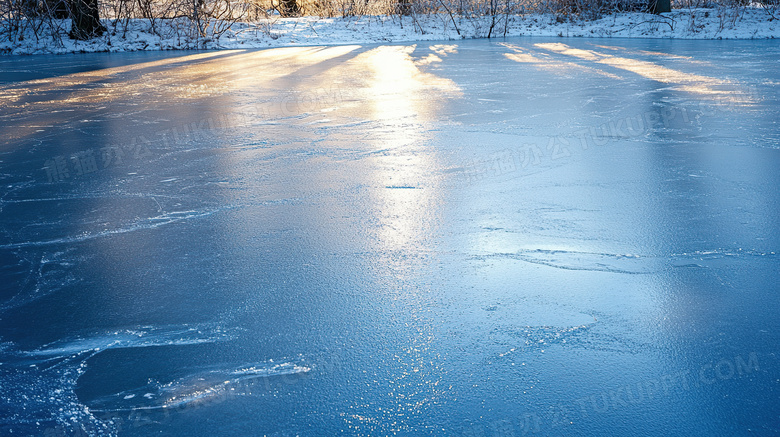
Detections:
651,0,670,14
69,0,105,40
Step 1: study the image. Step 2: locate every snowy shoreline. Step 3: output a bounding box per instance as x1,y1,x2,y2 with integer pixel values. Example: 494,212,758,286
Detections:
2,7,778,56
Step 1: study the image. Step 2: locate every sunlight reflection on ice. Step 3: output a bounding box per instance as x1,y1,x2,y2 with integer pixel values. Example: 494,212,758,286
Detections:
353,45,460,251
534,42,753,102
501,42,622,79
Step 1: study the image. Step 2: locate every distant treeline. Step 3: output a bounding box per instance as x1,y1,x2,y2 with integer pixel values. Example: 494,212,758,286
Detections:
0,0,775,43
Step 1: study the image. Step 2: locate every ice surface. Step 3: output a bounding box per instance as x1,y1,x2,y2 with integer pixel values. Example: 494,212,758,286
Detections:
0,324,236,435
86,361,311,413
0,38,779,436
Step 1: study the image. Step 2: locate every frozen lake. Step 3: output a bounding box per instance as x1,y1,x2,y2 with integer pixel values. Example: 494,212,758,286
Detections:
1,38,779,435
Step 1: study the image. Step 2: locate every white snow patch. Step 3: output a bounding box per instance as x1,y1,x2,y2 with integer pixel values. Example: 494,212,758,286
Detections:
2,8,778,56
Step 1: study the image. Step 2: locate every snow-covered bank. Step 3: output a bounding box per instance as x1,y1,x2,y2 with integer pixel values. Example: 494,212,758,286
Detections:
2,7,778,55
